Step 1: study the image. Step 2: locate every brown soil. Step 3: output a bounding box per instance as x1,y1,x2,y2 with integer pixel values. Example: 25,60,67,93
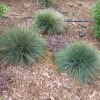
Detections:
0,0,100,100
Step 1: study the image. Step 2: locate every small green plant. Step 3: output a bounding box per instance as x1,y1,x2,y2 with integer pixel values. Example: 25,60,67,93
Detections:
72,12,75,17
40,0,55,7
0,3,9,17
75,5,79,8
34,9,66,35
92,0,100,38
92,0,100,25
67,3,73,7
93,25,100,38
44,0,55,7
0,26,47,66
54,42,100,84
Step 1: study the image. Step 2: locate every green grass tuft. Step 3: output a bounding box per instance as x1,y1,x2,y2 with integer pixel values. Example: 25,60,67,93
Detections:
43,0,55,7
54,42,100,84
34,9,66,35
0,26,47,66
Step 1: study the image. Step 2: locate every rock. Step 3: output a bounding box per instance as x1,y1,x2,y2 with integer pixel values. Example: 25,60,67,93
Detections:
79,31,85,37
23,4,30,8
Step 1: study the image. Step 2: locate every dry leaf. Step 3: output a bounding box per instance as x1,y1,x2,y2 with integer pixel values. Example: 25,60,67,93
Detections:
55,76,61,87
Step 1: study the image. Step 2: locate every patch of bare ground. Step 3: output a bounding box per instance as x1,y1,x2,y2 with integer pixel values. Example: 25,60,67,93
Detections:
0,0,100,100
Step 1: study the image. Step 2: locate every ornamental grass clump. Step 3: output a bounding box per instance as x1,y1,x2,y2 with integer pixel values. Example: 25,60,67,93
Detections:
0,26,47,66
34,9,66,35
54,42,100,84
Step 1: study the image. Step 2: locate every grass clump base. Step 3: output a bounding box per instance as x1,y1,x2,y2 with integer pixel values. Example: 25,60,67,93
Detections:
34,9,66,35
0,26,47,66
54,42,100,84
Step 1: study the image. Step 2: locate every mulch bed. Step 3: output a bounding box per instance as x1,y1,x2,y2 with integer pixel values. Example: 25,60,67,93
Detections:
0,0,100,100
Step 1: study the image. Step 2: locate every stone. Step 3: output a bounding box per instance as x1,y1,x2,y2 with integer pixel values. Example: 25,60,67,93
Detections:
79,31,85,37
23,4,30,8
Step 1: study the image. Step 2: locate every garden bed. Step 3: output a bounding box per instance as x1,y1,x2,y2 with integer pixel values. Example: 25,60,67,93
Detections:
0,0,100,100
